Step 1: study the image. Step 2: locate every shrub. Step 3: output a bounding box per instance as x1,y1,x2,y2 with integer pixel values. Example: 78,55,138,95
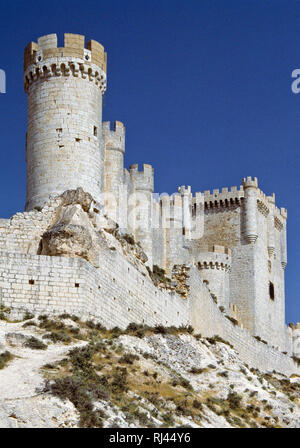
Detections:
153,325,168,334
44,376,106,428
110,327,123,338
110,367,128,394
227,391,242,409
171,375,193,391
39,318,65,331
123,233,135,245
0,305,10,320
24,336,47,350
119,353,139,365
0,351,13,369
162,412,175,427
207,335,234,349
217,371,229,378
43,363,56,370
178,325,194,334
59,313,71,319
189,367,204,374
132,409,149,426
43,331,72,344
86,320,106,331
193,399,203,410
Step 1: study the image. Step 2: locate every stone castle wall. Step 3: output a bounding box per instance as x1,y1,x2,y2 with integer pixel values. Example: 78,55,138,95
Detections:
0,250,190,328
0,247,296,375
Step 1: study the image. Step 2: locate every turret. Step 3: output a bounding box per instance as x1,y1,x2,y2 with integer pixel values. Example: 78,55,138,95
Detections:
24,33,107,210
129,164,154,267
242,177,258,243
197,245,231,309
178,186,192,238
103,121,126,223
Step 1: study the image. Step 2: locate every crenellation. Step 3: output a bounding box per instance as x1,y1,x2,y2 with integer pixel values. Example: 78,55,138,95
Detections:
204,185,244,208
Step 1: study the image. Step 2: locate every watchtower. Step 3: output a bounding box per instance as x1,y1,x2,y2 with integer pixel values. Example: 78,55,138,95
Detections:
24,33,107,210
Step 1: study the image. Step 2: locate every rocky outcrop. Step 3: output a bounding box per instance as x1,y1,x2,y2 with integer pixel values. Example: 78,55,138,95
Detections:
41,205,94,260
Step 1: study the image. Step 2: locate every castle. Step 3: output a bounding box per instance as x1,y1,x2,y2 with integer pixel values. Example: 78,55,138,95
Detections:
0,33,299,374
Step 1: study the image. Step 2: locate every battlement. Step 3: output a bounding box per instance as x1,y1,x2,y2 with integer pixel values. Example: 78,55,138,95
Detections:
24,33,107,72
129,164,154,192
178,185,192,195
103,121,125,153
197,246,232,271
23,33,107,93
242,176,258,188
204,185,244,209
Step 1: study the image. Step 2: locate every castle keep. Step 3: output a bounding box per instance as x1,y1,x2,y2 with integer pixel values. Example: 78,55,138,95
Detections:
0,33,299,374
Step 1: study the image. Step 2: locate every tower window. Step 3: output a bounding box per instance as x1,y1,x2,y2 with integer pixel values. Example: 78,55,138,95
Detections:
93,126,98,137
269,282,275,301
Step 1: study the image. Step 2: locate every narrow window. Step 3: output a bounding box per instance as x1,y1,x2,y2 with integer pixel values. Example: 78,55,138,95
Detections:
93,126,98,137
269,282,275,300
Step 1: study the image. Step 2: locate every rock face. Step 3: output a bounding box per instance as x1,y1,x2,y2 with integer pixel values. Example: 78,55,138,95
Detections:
40,188,101,265
41,205,94,259
0,317,299,429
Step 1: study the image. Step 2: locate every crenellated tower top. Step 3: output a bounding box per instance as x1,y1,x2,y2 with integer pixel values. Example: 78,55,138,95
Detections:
129,164,154,193
103,121,125,153
24,33,107,93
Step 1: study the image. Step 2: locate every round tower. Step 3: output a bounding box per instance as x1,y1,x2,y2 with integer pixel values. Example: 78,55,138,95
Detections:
197,245,231,309
24,33,107,210
242,177,258,243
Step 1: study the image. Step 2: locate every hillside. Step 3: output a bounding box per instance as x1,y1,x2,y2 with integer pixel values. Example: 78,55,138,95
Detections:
0,314,299,428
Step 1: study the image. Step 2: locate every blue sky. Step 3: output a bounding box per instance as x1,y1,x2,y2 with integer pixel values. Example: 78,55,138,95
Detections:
0,0,299,323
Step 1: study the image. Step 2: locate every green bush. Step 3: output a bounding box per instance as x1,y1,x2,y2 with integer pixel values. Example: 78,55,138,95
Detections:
43,331,72,344
119,353,139,365
226,391,242,409
24,337,47,350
